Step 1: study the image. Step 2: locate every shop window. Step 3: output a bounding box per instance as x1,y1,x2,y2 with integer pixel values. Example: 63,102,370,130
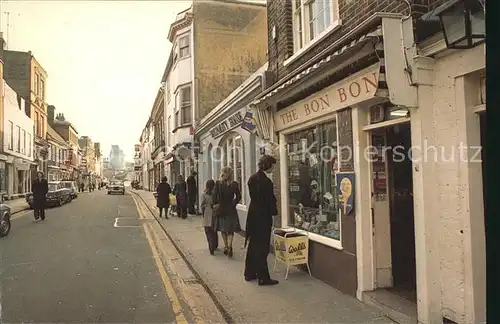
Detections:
286,120,340,240
292,0,340,53
219,132,245,205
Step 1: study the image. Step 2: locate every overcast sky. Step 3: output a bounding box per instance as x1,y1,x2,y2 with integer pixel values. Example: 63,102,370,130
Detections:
1,0,190,160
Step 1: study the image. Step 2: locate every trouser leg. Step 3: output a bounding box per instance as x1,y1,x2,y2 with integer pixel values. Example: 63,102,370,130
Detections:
159,207,163,218
244,238,257,278
40,207,46,220
204,227,214,251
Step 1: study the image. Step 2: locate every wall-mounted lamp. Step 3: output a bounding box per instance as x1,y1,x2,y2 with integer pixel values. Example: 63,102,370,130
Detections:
389,106,410,118
435,0,485,49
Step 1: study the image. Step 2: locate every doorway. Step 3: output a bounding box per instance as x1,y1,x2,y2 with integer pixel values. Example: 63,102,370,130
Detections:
479,112,486,214
371,122,416,301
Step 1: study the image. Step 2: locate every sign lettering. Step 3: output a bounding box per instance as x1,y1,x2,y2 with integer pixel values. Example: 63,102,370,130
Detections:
274,63,381,131
209,111,243,138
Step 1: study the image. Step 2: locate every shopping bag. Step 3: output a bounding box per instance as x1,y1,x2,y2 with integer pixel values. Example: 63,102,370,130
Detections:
169,193,176,206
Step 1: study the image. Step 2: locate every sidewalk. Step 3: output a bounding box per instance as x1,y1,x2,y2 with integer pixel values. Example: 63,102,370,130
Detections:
131,189,393,324
4,197,30,214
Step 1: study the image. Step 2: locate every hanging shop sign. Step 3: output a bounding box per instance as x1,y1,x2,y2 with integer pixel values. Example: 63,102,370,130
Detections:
241,111,257,134
274,63,381,131
272,228,312,279
209,111,244,138
336,172,355,217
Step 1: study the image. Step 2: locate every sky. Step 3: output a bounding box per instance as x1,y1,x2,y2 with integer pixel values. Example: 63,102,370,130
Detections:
1,0,191,161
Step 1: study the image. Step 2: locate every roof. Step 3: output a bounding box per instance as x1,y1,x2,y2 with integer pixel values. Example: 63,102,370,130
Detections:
47,125,69,147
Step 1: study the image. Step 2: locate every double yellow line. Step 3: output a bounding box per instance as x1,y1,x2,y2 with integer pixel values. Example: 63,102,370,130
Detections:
130,194,189,324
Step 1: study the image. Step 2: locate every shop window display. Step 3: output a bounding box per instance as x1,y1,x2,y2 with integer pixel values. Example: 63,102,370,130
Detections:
286,120,340,240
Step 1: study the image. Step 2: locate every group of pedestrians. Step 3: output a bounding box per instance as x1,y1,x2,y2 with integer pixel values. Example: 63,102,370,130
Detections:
200,154,279,286
155,170,199,219
154,155,279,286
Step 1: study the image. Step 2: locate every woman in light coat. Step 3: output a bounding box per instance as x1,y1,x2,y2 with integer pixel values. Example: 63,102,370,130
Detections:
200,179,219,255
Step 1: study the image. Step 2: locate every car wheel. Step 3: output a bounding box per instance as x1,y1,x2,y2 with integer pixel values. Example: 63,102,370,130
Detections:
0,217,11,237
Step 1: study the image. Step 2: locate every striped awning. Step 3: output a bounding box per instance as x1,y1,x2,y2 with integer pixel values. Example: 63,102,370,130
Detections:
254,26,386,107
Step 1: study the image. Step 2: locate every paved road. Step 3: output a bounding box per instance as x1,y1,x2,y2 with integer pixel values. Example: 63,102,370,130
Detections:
0,190,177,323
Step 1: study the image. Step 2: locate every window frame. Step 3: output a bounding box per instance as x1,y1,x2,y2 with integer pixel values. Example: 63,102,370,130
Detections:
177,85,192,126
27,133,32,157
15,125,21,152
283,117,342,246
220,132,245,205
8,121,13,150
178,34,190,58
288,0,341,66
22,129,26,154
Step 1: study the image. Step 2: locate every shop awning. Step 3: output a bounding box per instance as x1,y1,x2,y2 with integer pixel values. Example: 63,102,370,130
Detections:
253,26,386,108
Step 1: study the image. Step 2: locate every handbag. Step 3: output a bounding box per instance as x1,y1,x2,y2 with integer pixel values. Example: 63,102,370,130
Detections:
212,181,222,218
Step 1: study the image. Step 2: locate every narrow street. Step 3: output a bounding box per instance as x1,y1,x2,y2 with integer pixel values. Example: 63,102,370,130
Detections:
0,189,201,323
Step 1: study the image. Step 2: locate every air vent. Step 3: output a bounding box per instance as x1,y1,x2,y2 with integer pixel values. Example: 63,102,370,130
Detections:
370,105,385,124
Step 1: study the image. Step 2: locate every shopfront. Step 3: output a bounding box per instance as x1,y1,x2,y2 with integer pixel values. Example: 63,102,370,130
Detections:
271,61,389,296
196,64,268,230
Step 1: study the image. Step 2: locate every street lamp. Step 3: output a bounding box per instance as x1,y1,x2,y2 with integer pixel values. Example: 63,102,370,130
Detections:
436,0,485,49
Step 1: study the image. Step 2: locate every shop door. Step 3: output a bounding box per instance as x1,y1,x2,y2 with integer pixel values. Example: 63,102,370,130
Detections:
386,122,416,296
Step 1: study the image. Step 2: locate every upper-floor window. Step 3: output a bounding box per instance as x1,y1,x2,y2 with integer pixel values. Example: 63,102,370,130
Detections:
292,0,339,53
179,35,190,58
179,86,191,125
40,79,45,100
27,133,32,157
35,73,40,96
22,130,26,154
8,121,13,150
15,125,21,152
167,116,171,146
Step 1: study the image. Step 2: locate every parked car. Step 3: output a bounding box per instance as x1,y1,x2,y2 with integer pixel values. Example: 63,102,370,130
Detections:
0,196,11,237
26,181,73,208
61,180,78,199
108,181,125,195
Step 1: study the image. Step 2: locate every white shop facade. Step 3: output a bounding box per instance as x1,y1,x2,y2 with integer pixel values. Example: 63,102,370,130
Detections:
252,15,485,324
196,64,268,230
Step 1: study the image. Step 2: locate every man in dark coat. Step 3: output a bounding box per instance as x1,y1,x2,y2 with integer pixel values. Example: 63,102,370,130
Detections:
244,155,279,286
156,176,172,219
32,171,49,221
186,170,197,214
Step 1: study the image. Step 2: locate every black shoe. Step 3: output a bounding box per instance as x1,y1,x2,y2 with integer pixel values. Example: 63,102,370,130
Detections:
209,249,215,255
228,247,233,258
244,275,257,282
258,279,279,286
223,247,228,255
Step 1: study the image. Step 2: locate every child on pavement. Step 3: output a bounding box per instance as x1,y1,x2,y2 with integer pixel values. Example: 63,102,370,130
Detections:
200,179,219,255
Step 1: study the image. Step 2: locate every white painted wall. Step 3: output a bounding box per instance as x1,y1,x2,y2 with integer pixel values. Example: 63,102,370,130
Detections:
424,44,486,324
3,81,34,161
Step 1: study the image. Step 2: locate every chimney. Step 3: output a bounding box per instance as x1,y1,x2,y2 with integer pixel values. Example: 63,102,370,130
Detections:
47,105,55,125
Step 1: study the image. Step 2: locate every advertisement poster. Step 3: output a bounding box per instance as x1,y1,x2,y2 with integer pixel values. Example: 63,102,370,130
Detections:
336,172,355,217
241,111,257,134
273,234,309,266
286,236,309,265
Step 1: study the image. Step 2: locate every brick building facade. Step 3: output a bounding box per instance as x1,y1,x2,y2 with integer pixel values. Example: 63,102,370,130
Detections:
252,0,485,324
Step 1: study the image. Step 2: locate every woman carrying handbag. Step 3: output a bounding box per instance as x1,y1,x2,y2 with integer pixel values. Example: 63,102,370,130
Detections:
212,167,241,258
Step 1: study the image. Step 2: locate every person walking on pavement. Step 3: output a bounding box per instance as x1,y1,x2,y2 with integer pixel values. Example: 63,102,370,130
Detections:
212,166,241,258
156,176,172,219
186,170,197,214
200,179,219,255
173,174,188,219
244,155,279,286
32,171,49,221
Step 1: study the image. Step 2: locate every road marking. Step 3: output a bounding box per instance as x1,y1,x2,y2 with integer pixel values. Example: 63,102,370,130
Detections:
11,210,31,220
131,194,189,324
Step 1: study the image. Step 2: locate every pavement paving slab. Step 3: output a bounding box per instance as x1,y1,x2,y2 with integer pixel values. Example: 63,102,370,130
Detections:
0,190,178,323
132,189,395,324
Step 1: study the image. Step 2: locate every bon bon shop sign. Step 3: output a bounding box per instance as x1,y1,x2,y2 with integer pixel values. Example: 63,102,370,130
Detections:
274,63,381,131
